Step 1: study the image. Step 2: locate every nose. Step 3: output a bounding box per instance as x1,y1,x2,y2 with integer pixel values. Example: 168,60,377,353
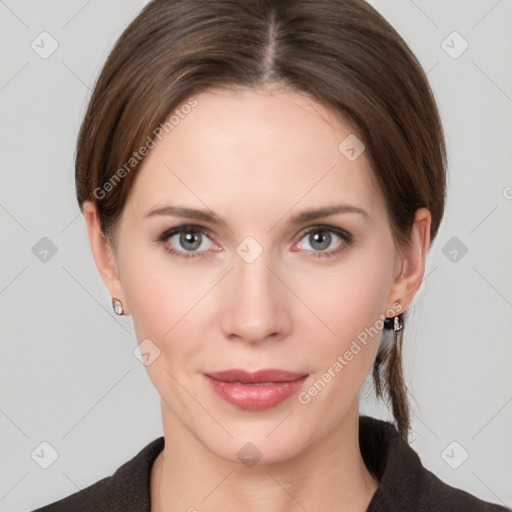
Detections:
220,253,292,345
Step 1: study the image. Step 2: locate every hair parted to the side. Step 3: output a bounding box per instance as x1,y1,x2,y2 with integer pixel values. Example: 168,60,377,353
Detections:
75,0,447,442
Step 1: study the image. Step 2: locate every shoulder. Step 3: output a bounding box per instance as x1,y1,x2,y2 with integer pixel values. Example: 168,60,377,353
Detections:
419,469,510,512
31,436,164,512
360,416,510,512
31,476,111,512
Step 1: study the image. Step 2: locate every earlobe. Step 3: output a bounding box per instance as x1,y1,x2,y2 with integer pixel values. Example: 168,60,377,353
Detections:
82,201,129,314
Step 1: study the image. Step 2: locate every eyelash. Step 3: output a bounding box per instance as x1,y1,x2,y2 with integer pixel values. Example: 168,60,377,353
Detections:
156,224,353,261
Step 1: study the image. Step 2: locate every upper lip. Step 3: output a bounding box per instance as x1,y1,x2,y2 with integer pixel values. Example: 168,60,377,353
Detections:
205,369,308,384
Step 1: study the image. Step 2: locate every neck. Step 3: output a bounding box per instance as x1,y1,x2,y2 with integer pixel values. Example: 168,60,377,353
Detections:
151,404,379,512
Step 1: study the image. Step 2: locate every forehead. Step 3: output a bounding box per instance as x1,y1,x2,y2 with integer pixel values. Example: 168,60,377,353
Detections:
124,86,385,224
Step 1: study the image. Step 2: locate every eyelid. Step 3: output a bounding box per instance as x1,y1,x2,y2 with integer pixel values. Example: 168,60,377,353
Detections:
295,224,352,243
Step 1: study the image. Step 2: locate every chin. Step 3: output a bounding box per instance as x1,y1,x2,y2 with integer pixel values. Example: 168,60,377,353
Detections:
194,414,312,467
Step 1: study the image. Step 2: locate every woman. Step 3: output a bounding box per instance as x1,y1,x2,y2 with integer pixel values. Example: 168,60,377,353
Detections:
33,0,510,510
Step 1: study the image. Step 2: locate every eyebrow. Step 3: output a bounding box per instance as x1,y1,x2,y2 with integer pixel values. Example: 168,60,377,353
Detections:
145,204,370,226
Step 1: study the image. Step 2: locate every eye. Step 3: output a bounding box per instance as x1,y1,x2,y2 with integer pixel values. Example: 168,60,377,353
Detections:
157,224,353,260
295,226,352,259
158,225,218,259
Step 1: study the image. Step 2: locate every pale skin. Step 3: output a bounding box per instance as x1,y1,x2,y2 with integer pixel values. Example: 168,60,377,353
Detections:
83,85,430,512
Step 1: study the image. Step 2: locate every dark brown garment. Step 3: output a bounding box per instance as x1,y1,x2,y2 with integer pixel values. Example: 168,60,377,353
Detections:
33,415,510,511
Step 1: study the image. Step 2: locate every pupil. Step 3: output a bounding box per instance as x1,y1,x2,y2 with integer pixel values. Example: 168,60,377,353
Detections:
311,230,330,250
180,231,201,251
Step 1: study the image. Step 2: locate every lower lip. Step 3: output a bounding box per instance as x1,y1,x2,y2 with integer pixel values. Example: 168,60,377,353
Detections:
205,375,308,411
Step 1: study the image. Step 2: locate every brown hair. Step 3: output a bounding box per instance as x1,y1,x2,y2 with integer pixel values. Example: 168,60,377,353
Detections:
75,0,447,442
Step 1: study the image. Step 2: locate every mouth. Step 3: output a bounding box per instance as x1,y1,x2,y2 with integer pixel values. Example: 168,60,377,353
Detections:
204,369,308,410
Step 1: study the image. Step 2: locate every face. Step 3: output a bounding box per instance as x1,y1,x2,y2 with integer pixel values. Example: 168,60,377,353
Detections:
93,86,414,464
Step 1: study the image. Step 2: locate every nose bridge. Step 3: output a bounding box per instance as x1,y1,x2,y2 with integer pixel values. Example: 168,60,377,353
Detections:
220,246,289,342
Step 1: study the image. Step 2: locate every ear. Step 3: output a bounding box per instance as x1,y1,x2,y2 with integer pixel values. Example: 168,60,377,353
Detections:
82,201,130,315
385,207,431,314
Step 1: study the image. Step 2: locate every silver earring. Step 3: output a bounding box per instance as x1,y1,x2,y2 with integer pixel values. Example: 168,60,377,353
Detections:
112,297,124,316
384,313,404,332
393,314,404,333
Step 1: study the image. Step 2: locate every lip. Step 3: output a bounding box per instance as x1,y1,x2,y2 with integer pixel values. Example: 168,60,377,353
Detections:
204,369,308,411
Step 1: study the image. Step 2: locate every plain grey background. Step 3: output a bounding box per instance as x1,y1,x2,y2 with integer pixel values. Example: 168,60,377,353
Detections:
1,0,511,510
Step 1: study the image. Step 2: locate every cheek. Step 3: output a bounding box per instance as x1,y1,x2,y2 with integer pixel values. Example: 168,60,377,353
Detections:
288,245,395,407
118,248,204,396
118,243,215,358
116,239,175,341
294,246,394,350
293,257,393,411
